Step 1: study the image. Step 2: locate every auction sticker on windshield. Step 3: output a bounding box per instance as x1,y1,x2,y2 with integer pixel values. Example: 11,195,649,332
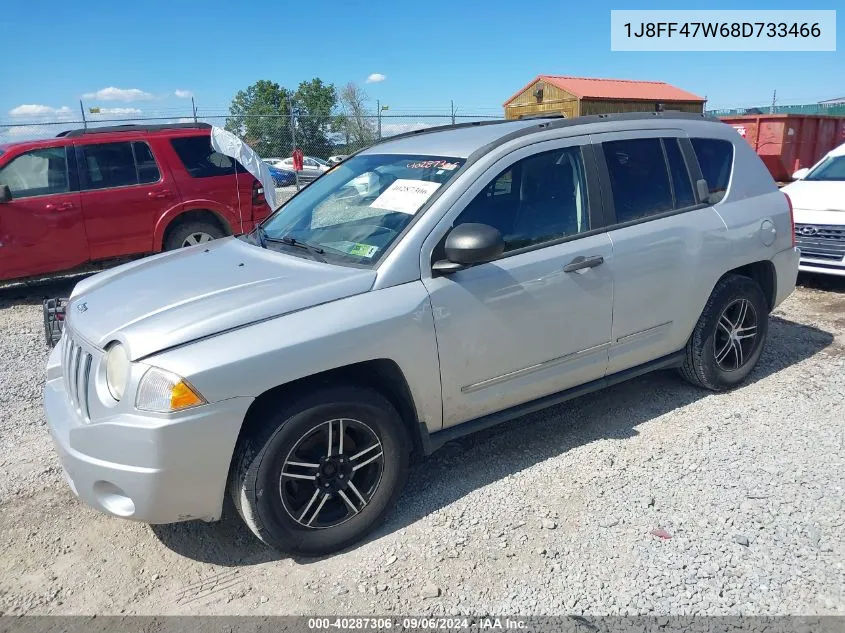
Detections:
324,241,379,258
370,179,442,214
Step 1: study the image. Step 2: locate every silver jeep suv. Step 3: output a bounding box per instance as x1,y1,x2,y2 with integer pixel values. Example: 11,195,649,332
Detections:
44,113,799,554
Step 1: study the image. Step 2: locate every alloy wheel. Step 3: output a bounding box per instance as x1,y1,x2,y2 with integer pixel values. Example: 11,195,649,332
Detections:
714,298,758,371
279,418,384,529
182,232,214,247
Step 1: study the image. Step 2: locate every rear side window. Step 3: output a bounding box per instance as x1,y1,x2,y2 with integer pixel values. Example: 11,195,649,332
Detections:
133,141,161,184
603,138,673,223
663,139,695,208
0,147,69,198
170,136,244,178
691,138,733,202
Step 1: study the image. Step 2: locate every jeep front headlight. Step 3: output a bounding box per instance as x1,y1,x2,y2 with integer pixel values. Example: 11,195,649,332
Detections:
135,367,206,413
105,343,130,401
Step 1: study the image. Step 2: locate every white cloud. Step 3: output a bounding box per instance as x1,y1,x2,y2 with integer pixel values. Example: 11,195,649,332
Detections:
91,107,142,115
82,87,153,102
9,104,72,117
174,89,193,98
366,73,386,83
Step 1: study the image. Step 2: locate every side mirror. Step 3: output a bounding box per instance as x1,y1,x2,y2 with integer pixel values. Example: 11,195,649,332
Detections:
792,167,810,180
0,185,11,203
432,223,505,274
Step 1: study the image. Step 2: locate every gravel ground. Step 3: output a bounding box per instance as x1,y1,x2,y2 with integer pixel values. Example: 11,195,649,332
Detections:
0,273,843,616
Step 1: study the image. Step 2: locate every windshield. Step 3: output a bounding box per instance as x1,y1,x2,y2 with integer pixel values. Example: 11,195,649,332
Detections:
258,153,465,265
806,155,845,181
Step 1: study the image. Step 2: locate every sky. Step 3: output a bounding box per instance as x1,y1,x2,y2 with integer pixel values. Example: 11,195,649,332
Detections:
0,0,843,132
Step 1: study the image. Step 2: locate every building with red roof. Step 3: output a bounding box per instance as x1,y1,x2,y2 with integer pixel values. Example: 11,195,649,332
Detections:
504,74,706,120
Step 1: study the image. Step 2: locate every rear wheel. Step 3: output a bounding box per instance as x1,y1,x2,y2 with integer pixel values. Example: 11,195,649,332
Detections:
164,220,225,251
230,385,410,555
680,274,769,391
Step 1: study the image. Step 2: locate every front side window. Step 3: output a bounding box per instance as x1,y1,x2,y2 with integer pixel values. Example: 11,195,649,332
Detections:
691,138,733,202
260,154,465,265
454,146,590,252
603,138,673,223
170,136,243,178
806,154,845,181
0,147,69,199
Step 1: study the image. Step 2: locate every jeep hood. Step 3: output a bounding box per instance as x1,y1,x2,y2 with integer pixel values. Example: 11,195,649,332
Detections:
66,237,376,360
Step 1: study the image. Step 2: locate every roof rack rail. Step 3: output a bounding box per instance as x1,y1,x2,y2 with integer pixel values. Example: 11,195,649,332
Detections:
56,122,212,138
467,110,718,162
518,113,567,120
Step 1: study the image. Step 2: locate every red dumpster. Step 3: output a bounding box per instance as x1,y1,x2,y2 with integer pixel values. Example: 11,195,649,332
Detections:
719,114,845,182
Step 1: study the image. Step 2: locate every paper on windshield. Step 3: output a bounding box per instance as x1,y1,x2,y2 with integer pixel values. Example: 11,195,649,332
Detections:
210,126,278,210
370,179,441,215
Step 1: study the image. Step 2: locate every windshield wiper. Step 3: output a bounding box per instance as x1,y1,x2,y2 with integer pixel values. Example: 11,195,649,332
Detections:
267,234,327,262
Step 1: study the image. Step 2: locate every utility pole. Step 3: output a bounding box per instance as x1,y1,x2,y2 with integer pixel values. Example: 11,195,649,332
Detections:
79,100,87,130
191,97,198,124
451,100,456,126
770,90,777,114
289,94,300,191
377,100,382,140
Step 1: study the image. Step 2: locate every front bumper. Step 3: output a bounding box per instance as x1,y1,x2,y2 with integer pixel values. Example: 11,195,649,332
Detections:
797,258,845,277
44,343,253,524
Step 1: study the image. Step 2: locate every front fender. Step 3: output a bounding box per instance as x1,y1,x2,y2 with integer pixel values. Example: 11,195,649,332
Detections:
143,281,444,434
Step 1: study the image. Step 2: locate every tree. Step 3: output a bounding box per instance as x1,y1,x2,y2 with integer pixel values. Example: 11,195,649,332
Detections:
337,82,376,149
225,80,292,157
292,78,337,158
226,78,339,159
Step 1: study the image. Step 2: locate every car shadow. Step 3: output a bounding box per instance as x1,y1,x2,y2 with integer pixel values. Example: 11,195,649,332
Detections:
797,272,845,293
0,272,94,308
150,314,834,566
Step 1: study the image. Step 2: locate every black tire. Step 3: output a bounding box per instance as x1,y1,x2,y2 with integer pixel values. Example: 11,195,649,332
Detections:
680,274,769,391
164,220,225,251
230,385,411,555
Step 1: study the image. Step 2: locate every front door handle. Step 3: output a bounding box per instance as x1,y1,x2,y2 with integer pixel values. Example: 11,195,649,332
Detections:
44,202,74,212
563,255,604,273
148,189,171,199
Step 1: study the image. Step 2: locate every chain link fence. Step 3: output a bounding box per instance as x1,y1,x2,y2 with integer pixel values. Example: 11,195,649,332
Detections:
0,111,502,194
0,113,501,152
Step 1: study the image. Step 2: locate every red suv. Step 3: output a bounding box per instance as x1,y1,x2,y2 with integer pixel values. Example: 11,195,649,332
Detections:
0,123,272,282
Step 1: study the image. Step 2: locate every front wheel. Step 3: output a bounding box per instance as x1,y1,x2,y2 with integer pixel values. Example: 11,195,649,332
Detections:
680,274,769,391
230,385,410,555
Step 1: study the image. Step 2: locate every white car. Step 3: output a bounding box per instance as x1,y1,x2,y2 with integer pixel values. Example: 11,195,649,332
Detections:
783,142,845,277
277,156,329,182
262,157,286,169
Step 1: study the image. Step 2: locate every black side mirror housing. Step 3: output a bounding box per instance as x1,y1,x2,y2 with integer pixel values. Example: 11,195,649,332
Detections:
432,223,505,274
0,185,11,203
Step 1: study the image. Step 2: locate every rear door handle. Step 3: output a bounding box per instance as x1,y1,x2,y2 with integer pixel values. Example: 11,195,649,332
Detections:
44,202,74,211
148,189,171,199
563,255,604,273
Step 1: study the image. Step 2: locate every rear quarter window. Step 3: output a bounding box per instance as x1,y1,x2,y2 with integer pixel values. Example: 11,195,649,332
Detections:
691,138,733,203
170,136,245,178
